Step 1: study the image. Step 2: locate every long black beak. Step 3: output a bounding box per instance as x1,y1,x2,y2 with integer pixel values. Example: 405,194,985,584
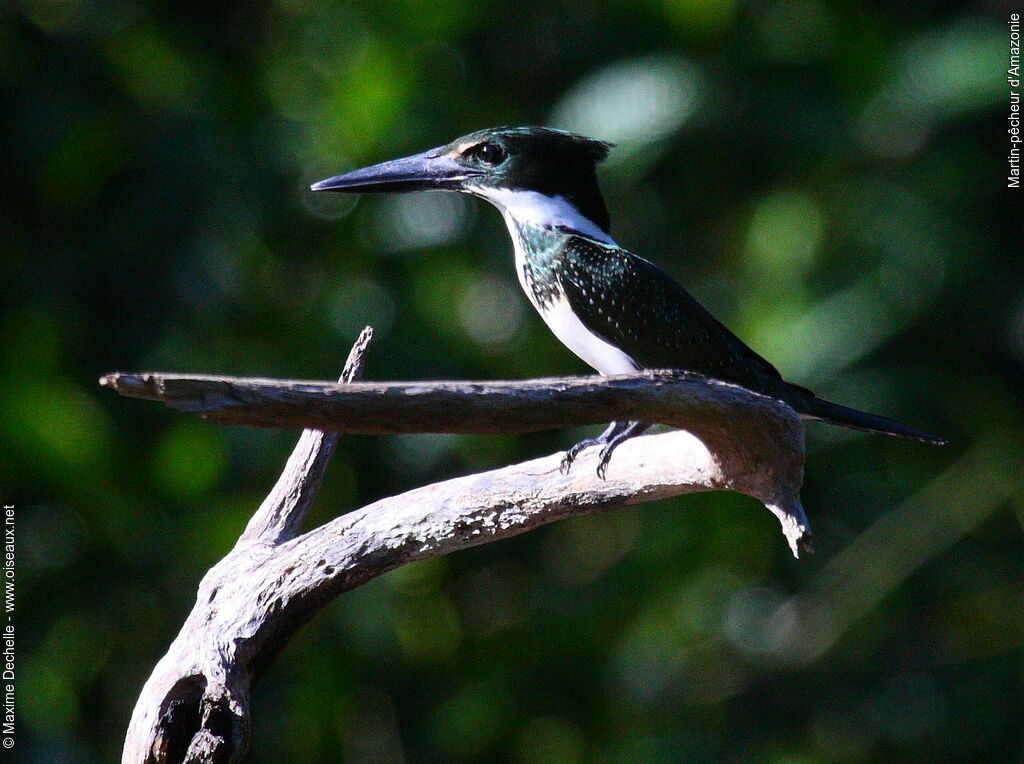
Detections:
310,147,480,194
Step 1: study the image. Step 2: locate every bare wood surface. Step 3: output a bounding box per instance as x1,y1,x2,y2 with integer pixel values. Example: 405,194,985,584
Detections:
118,330,810,763
99,369,793,435
122,329,375,763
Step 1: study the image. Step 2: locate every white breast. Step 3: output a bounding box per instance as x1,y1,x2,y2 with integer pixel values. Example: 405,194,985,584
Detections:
509,227,637,375
471,185,637,375
533,292,638,374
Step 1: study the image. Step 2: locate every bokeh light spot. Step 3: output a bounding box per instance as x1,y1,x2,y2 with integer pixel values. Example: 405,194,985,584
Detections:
371,192,474,252
550,55,703,165
150,420,227,499
744,190,825,280
329,277,396,340
723,586,799,658
457,274,526,350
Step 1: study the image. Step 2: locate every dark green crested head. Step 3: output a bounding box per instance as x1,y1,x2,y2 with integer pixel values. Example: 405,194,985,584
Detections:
312,126,615,234
444,127,614,231
441,126,612,189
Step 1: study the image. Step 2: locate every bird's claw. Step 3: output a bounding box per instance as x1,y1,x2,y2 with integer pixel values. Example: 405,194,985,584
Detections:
560,442,613,480
562,422,644,479
559,452,576,475
560,437,601,476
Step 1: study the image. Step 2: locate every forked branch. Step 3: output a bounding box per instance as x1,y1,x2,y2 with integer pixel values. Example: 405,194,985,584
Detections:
113,327,809,763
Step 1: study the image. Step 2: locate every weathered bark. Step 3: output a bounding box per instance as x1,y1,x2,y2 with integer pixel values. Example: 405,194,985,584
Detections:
115,328,810,763
100,368,797,437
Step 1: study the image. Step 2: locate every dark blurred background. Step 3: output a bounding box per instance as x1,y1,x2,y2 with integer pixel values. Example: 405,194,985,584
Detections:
2,0,1022,761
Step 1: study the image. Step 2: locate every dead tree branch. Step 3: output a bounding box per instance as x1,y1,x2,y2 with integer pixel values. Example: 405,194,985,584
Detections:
114,328,810,763
100,368,795,435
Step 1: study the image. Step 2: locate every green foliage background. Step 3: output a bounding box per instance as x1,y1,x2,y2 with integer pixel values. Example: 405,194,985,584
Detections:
2,0,1022,761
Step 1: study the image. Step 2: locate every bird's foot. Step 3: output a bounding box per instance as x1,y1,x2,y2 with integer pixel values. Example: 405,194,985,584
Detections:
595,446,614,481
560,421,650,480
559,436,605,475
594,428,643,479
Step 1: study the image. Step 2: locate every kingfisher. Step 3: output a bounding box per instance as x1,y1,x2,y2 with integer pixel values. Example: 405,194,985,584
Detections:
312,127,945,477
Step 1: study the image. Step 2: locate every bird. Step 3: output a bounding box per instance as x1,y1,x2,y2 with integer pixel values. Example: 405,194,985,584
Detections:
311,126,945,477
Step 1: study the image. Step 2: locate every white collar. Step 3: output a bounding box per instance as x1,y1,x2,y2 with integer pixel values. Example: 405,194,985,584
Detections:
467,186,616,245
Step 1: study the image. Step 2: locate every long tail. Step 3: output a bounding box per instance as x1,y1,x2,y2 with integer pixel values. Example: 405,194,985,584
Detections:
793,394,947,445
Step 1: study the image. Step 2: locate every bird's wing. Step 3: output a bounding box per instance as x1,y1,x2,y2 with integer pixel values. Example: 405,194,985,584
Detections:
556,235,787,393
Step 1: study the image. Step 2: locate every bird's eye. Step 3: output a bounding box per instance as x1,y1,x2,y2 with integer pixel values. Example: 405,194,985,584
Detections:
468,142,506,165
